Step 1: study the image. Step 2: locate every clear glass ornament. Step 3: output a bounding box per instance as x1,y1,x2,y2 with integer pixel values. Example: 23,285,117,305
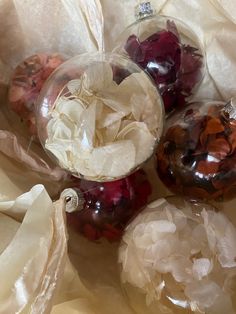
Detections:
35,52,164,182
156,98,236,201
113,1,206,114
59,169,152,242
119,196,236,314
8,53,66,136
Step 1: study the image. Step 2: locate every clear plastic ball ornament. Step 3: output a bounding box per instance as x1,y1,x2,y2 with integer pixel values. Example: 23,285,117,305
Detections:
59,168,152,242
8,53,66,137
113,1,206,114
156,98,236,202
35,52,164,182
119,196,236,314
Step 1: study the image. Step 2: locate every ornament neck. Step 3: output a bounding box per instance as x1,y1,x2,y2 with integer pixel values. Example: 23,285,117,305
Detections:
60,188,84,213
135,1,154,20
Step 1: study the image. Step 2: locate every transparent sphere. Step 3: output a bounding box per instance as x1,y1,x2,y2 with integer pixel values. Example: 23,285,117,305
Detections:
156,98,236,201
60,168,152,242
113,12,206,113
119,196,236,314
36,52,164,182
8,53,66,136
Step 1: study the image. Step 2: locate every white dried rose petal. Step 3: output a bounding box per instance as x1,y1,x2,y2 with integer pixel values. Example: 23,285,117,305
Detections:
147,199,167,209
75,102,96,150
169,257,193,283
130,94,160,132
217,222,236,268
55,98,85,123
102,120,121,143
67,79,81,94
202,209,218,252
102,97,132,116
185,279,222,308
95,100,104,121
144,239,173,266
47,117,74,141
88,140,136,177
98,110,124,129
45,142,69,167
117,121,155,164
192,258,213,280
83,62,116,93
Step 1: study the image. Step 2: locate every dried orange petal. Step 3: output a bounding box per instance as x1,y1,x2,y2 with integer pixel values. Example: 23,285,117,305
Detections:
204,117,224,135
229,131,236,153
165,125,187,146
197,160,219,176
207,138,230,160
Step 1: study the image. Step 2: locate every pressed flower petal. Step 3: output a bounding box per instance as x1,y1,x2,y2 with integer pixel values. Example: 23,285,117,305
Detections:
192,258,213,280
185,279,222,309
88,140,136,177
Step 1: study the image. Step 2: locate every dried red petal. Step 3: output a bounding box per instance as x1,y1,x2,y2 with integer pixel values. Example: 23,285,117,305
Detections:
103,224,123,242
180,45,203,93
83,224,101,241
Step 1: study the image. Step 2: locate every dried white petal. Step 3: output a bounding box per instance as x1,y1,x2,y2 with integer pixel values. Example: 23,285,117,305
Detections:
88,140,136,177
185,279,222,308
67,79,81,94
192,258,213,280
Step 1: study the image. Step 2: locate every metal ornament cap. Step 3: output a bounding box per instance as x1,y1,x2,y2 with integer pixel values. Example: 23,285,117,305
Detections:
223,97,236,120
60,188,79,213
135,1,154,20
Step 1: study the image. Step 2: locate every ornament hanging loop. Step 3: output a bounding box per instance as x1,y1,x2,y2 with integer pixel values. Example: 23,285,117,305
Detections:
135,1,154,20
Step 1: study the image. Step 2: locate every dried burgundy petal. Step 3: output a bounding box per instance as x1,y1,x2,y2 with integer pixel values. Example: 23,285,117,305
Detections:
179,45,203,93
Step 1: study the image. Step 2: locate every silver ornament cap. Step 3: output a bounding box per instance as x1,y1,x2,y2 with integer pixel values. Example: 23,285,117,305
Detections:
60,188,79,213
135,1,154,20
223,97,236,120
